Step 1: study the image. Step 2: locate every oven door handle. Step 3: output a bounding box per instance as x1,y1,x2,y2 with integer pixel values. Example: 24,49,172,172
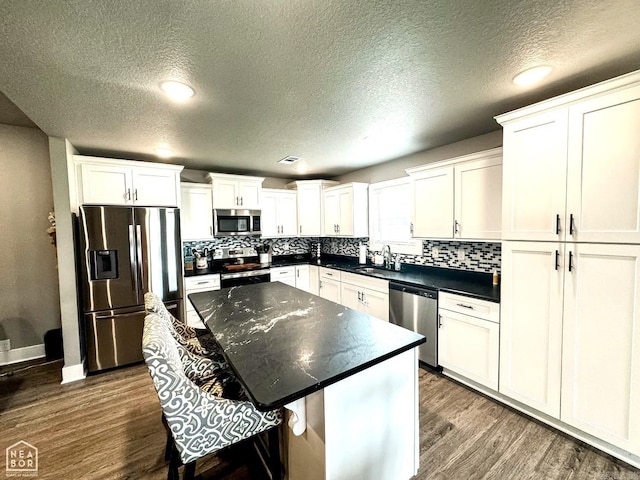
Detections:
220,269,271,280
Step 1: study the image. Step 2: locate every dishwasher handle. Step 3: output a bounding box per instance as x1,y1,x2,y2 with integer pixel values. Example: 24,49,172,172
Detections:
389,282,437,299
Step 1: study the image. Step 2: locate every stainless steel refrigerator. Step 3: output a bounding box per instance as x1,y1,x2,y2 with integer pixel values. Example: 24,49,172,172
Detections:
78,205,183,372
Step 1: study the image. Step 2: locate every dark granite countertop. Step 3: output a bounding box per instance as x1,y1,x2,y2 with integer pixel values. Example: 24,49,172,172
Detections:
185,253,500,302
189,282,425,411
314,255,501,303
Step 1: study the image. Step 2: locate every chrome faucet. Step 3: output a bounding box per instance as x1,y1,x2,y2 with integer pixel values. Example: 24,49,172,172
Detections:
382,245,391,270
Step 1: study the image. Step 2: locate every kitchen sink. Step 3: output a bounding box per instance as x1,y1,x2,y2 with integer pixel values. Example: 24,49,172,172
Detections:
355,266,398,277
356,267,382,273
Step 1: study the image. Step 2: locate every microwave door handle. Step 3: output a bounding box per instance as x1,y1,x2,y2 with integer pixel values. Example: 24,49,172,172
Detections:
136,225,145,292
128,225,138,292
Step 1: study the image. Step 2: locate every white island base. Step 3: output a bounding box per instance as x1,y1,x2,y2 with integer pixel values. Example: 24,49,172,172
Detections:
285,348,420,480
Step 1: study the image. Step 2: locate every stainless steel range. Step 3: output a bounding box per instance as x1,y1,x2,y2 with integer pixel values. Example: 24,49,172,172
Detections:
214,247,271,288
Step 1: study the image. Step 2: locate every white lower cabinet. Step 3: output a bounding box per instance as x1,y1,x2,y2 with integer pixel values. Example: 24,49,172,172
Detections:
309,265,320,295
271,265,311,291
501,241,640,457
270,266,297,287
438,292,499,390
340,272,389,322
499,242,564,417
183,275,221,328
295,265,311,293
319,267,341,304
560,243,640,456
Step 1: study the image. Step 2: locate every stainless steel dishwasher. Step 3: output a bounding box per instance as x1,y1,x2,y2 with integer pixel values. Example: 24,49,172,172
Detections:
389,282,438,367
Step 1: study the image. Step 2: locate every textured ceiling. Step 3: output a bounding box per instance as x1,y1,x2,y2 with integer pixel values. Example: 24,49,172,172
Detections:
1,1,640,178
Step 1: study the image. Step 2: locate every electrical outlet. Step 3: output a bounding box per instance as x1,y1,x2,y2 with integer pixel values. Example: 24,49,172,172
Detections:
0,339,10,352
457,249,465,261
431,246,439,258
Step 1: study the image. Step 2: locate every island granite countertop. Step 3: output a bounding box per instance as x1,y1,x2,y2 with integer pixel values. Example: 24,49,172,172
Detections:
189,282,425,411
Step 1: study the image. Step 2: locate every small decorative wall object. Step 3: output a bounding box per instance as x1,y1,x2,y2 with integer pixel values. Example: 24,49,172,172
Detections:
46,212,56,247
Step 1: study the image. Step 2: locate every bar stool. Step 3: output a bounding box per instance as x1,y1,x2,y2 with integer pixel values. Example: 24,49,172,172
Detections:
142,313,283,480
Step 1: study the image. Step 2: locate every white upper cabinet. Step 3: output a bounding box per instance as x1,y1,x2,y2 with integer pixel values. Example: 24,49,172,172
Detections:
75,156,183,207
322,183,369,237
566,85,640,243
454,154,503,240
180,183,214,240
409,166,454,238
261,189,297,238
288,180,338,236
500,110,569,241
497,71,640,244
206,173,264,209
406,148,502,240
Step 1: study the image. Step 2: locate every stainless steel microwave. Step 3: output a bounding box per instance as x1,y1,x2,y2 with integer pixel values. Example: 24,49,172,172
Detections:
213,209,261,236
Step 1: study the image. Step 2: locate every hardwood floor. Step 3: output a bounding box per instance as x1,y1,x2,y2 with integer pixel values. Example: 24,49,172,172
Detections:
1,361,638,479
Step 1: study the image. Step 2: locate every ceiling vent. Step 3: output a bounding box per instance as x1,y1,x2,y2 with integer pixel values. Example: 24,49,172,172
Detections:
278,155,301,165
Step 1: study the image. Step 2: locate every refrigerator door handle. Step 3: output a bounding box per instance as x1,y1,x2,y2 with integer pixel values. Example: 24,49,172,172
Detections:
128,225,138,292
136,224,145,291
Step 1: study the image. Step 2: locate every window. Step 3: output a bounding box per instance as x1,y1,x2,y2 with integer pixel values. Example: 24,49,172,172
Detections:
368,178,422,255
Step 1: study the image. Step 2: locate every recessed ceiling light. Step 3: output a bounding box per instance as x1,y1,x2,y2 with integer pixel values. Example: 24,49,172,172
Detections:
159,80,195,101
154,146,174,158
278,155,301,165
512,66,553,86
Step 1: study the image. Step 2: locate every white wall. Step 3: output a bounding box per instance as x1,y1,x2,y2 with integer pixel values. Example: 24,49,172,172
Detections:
334,130,502,184
49,137,84,381
0,124,61,350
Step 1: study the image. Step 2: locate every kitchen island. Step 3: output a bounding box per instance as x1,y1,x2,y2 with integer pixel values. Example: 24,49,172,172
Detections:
189,282,425,480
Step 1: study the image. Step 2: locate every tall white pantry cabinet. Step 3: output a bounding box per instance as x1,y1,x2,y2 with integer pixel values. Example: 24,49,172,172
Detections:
496,70,640,460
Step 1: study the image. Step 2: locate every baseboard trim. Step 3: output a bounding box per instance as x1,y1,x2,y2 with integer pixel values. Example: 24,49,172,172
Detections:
61,361,86,384
441,368,640,470
0,344,45,366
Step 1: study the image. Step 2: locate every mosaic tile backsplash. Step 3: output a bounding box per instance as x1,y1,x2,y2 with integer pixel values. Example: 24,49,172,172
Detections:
184,236,317,256
184,237,501,273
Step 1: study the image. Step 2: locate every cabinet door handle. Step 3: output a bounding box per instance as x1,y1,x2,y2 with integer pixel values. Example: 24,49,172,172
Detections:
454,220,460,235
569,214,575,235
438,314,443,328
556,214,561,235
210,225,213,236
555,250,560,271
456,303,474,310
126,188,131,201
410,222,414,235
236,196,239,205
240,196,243,206
358,291,362,301
134,188,138,201
299,225,302,234
337,224,340,233
569,251,574,272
